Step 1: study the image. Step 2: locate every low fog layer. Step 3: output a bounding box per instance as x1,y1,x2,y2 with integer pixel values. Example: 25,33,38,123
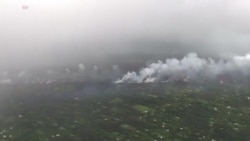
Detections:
1,0,250,83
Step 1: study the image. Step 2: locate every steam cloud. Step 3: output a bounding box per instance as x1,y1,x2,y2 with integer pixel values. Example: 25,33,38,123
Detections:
115,53,250,83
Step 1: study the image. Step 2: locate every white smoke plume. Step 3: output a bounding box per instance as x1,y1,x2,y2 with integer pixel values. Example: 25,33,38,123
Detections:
65,68,71,73
93,65,98,72
115,53,250,83
0,63,123,84
18,71,26,78
78,63,85,72
2,71,8,77
0,79,12,84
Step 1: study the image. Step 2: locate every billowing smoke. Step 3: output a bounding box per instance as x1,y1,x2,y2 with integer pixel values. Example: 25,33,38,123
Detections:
115,53,250,83
0,64,123,84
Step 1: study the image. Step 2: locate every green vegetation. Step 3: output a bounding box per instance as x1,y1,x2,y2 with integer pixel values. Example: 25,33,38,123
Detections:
0,82,249,141
133,105,152,113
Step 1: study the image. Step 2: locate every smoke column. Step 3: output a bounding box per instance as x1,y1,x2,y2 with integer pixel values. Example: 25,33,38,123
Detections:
115,53,250,83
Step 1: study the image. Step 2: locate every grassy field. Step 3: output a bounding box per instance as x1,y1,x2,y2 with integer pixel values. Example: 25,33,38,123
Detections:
0,82,249,141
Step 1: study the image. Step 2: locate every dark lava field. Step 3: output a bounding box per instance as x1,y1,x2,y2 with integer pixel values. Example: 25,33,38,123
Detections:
0,82,249,141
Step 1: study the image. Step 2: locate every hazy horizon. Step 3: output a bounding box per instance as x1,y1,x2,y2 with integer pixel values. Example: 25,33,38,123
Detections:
1,0,250,83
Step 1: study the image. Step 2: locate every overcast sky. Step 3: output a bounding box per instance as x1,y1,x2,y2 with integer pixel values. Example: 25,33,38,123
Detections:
1,0,250,69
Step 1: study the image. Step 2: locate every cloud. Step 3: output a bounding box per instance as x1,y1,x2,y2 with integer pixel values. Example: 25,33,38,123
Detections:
0,0,250,69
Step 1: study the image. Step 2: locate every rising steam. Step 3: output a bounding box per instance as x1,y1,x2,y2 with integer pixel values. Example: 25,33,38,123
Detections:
115,53,250,83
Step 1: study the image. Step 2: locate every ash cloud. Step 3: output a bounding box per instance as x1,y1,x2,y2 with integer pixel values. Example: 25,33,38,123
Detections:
115,53,250,83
